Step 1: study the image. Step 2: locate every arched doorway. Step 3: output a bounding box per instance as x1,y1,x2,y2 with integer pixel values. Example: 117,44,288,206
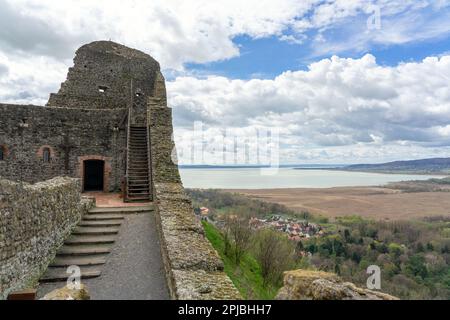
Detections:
83,160,105,191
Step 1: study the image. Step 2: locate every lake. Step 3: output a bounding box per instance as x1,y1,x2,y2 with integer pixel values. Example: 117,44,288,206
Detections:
179,167,443,189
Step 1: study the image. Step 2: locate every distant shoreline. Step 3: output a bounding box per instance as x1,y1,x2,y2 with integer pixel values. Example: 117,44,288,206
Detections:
292,167,450,176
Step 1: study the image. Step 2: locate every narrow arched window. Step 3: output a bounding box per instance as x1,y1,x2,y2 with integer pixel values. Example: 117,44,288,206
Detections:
0,147,4,161
43,148,51,162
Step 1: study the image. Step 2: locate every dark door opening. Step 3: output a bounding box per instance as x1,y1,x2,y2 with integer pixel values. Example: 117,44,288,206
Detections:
84,160,104,191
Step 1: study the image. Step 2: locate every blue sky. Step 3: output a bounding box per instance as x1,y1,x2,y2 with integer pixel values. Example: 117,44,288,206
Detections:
1,0,450,164
186,34,450,79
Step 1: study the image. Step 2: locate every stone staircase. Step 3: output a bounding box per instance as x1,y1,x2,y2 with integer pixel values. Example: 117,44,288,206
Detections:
126,126,151,202
39,205,152,283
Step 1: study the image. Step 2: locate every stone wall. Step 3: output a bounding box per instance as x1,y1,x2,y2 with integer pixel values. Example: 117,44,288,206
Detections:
276,270,399,300
47,41,160,110
148,96,241,299
0,104,127,191
0,177,93,300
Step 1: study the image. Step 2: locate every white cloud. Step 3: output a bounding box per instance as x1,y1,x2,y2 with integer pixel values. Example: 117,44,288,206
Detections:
169,54,450,163
1,1,450,163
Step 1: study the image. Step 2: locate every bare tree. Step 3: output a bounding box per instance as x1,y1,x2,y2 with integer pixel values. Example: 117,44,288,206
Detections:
254,229,295,286
226,213,252,265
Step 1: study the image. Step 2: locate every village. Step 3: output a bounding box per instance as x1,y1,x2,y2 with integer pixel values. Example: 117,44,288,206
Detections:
194,207,324,242
248,215,324,241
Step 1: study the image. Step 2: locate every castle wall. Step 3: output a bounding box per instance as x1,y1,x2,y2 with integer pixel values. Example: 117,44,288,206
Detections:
0,104,127,191
0,177,94,299
148,101,241,299
47,41,160,110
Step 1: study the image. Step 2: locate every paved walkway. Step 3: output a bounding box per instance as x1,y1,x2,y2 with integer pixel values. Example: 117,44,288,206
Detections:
83,192,152,207
38,210,169,300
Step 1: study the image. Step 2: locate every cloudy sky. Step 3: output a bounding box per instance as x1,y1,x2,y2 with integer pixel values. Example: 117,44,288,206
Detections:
1,0,450,164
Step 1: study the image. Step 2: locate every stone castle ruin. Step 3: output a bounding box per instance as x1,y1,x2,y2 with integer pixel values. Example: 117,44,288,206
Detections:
0,41,240,299
0,41,171,201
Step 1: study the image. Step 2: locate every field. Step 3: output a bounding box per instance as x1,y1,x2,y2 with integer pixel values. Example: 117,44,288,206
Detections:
227,185,450,220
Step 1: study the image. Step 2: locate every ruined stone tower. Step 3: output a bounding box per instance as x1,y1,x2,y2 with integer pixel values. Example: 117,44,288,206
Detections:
0,42,240,299
0,41,178,202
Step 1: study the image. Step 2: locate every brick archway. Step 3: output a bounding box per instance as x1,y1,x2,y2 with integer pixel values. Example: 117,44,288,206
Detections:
78,155,112,192
37,145,56,162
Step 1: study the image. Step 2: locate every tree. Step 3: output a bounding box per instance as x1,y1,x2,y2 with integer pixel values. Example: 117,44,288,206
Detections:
253,229,295,286
226,213,252,265
406,254,428,279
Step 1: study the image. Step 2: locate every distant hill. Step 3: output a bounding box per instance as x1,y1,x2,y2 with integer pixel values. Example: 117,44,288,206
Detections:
343,157,450,174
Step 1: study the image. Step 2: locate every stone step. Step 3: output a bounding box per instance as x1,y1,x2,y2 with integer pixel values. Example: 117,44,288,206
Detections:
40,266,102,283
78,220,122,227
65,235,116,245
83,214,125,221
50,254,108,267
58,244,112,256
72,226,120,235
88,206,153,214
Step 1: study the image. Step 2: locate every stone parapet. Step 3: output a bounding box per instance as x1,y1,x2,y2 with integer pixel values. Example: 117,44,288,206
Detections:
148,101,241,300
0,177,94,299
152,182,241,300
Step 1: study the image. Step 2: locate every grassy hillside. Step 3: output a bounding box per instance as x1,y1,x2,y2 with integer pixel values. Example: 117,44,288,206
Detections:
192,189,450,300
202,221,279,299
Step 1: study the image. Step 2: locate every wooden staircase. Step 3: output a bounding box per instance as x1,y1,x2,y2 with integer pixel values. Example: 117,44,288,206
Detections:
126,126,151,202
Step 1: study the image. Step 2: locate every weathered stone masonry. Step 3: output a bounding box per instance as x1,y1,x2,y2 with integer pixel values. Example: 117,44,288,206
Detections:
0,104,126,191
0,41,161,192
148,100,241,299
0,177,93,299
0,41,241,299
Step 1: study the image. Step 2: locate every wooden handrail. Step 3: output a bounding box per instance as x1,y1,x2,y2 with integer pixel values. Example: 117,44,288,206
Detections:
124,79,134,202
